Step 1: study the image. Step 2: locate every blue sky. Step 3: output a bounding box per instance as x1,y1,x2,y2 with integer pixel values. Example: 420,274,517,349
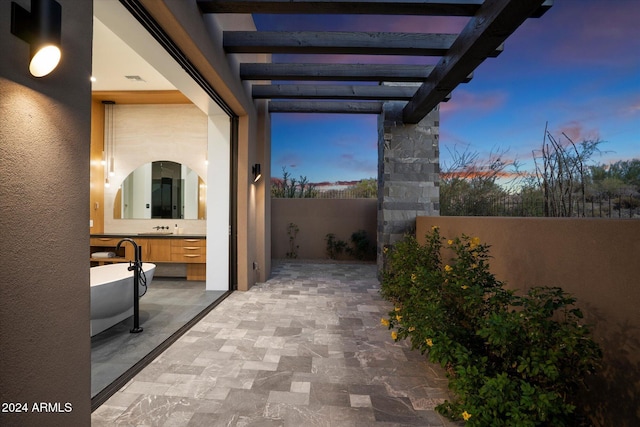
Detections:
258,0,640,184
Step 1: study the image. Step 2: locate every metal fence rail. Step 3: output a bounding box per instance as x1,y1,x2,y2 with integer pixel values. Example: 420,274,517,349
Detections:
272,188,377,199
442,193,640,218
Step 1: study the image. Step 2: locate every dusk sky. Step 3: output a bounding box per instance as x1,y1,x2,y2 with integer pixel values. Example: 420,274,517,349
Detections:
256,0,640,184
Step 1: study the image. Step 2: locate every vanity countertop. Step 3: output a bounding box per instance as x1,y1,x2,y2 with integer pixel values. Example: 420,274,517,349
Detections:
91,233,206,239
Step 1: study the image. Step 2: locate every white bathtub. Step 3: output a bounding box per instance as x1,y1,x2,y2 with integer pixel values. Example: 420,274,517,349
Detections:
90,263,156,336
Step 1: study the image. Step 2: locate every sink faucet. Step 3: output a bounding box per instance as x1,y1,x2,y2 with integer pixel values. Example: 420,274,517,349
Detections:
115,238,144,333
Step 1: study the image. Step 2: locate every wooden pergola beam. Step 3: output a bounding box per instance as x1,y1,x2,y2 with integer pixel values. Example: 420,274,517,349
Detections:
269,101,383,114
199,1,552,18
403,0,548,123
224,31,503,57
253,84,419,100
199,0,483,16
240,63,437,82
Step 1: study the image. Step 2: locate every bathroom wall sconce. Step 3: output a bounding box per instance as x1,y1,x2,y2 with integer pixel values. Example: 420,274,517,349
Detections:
252,163,262,183
11,0,62,77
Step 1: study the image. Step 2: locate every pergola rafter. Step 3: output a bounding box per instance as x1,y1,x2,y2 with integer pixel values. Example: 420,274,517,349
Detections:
197,0,552,18
198,0,553,122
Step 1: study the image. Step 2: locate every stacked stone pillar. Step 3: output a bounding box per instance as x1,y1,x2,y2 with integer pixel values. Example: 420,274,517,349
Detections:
377,102,440,269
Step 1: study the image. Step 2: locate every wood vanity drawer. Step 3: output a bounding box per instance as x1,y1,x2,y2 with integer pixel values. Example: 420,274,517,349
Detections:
171,238,205,263
90,237,122,246
171,253,205,263
171,238,206,248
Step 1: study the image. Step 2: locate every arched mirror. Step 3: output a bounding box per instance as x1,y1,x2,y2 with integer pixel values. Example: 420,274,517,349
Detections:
114,161,206,219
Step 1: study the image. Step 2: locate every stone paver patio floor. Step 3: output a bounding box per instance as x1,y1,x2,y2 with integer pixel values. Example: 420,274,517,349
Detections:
91,262,461,426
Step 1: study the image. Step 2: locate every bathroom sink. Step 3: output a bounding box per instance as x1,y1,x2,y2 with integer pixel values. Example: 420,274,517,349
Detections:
137,231,173,235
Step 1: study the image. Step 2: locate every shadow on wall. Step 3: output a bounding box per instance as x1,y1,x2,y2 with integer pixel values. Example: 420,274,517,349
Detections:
581,305,640,426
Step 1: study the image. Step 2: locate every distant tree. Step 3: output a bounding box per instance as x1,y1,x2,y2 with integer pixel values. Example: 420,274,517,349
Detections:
532,123,604,217
271,167,317,198
588,159,640,190
440,145,521,216
346,178,377,198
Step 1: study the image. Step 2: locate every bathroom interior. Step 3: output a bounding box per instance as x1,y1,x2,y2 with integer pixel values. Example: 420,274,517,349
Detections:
89,0,233,405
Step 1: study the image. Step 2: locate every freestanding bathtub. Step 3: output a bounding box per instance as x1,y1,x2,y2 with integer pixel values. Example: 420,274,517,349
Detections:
90,262,156,336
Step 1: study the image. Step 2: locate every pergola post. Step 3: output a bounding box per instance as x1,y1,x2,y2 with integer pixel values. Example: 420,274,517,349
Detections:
377,101,440,271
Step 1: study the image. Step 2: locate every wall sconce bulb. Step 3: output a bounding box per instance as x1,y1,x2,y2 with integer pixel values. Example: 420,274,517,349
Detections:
29,44,61,77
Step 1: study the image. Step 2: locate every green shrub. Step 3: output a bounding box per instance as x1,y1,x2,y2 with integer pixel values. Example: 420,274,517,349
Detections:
325,233,348,259
346,229,376,261
325,230,376,261
380,227,602,426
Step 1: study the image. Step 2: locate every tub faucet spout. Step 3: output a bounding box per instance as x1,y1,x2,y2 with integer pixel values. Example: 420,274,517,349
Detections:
115,238,144,334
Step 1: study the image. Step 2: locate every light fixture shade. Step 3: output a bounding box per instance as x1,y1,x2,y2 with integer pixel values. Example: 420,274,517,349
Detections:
11,0,62,77
252,163,262,183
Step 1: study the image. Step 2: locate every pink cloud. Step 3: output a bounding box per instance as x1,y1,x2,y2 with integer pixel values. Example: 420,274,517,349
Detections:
517,1,640,67
552,121,600,144
440,89,508,114
348,15,468,34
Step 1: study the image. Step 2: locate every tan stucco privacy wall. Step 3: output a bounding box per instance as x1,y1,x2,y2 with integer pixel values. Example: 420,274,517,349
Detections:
272,199,377,259
416,216,640,426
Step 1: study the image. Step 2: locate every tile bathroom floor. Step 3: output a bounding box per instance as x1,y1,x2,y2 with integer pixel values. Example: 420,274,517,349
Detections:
91,278,227,397
91,262,461,426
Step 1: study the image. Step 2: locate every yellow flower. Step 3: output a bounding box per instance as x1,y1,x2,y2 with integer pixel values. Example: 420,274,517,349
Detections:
396,315,402,322
426,338,433,347
471,264,478,269
447,239,454,245
394,307,401,312
469,236,481,250
444,265,453,273
391,331,398,340
380,318,390,327
461,285,469,290
383,247,389,254
431,225,439,231
462,411,472,421
408,326,416,332
411,273,417,282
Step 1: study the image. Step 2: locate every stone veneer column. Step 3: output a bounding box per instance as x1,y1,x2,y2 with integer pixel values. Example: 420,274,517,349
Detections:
377,102,440,269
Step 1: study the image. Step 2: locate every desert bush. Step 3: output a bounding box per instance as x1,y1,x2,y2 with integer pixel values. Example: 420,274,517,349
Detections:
380,227,602,426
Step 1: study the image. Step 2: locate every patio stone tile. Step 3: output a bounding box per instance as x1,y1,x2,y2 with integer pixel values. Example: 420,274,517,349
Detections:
92,262,461,426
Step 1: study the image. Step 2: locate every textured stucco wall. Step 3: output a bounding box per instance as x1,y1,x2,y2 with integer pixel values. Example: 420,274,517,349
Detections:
0,0,93,425
272,199,377,260
416,216,640,426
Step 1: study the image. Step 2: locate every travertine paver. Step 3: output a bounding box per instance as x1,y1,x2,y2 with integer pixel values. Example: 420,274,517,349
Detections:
91,262,460,426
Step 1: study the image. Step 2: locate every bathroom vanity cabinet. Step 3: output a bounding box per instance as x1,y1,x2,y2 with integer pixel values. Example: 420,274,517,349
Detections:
90,235,206,280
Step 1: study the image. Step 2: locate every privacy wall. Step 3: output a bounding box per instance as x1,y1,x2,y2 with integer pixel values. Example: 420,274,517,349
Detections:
271,199,377,260
416,216,640,427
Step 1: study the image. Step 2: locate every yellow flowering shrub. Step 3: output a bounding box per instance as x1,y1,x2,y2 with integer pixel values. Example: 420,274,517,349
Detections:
380,229,602,426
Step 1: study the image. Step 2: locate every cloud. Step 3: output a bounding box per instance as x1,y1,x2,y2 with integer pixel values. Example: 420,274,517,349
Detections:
440,89,508,114
551,121,600,144
337,153,377,175
255,13,467,34
273,153,302,170
514,0,640,68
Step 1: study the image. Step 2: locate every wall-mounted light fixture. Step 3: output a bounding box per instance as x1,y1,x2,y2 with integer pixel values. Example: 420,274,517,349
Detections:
252,163,262,183
11,0,62,77
103,101,116,185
